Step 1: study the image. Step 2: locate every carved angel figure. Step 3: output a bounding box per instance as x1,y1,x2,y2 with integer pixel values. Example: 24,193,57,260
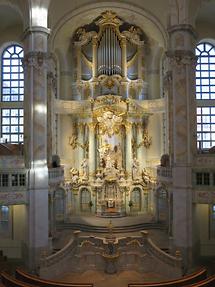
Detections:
132,157,141,180
97,110,122,137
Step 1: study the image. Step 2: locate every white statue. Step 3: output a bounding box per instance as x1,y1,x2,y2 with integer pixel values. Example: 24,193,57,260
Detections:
142,168,155,184
95,169,103,182
132,157,141,180
81,158,88,179
70,168,79,184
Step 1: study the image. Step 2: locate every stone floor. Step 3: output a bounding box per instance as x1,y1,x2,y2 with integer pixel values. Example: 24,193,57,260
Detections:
55,270,167,287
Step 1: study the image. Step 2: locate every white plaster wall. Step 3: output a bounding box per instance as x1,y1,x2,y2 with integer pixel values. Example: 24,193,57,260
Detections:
49,0,169,32
0,205,26,259
146,113,163,167
196,204,215,256
13,205,26,241
58,115,78,178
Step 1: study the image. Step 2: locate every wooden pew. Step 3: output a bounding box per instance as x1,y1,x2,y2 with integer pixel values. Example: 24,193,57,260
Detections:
15,268,93,287
1,272,33,287
186,274,215,287
128,267,207,287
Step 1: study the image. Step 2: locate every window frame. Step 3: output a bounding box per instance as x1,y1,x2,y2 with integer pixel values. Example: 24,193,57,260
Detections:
0,43,24,144
196,41,215,151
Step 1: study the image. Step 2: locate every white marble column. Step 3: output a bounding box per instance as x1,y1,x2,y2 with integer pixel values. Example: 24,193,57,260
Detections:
23,26,50,270
88,123,96,179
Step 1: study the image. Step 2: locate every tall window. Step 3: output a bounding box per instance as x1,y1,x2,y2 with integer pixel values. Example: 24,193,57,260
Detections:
1,44,24,143
196,42,215,150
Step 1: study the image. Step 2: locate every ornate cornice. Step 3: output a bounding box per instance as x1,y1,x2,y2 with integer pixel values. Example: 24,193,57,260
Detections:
22,26,50,40
167,24,197,39
165,50,197,66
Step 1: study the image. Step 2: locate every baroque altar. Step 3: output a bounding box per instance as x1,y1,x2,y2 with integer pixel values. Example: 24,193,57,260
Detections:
63,11,156,217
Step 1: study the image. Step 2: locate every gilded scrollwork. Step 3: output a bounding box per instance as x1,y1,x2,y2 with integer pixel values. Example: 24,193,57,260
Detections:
122,26,144,46
74,28,97,47
132,129,152,153
69,135,89,152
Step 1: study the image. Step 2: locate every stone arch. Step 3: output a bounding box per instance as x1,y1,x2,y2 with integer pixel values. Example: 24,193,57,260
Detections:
49,1,168,100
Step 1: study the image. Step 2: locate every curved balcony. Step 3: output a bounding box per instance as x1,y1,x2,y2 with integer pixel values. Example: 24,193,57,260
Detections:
157,166,172,183
0,166,64,205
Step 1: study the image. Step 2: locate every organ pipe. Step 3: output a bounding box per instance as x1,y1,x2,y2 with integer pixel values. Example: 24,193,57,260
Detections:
97,26,122,76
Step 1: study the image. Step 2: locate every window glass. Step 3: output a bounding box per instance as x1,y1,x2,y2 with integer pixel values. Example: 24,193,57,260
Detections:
1,45,24,102
1,45,24,144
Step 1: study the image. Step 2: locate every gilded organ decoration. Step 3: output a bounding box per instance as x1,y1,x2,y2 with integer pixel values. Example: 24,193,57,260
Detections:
73,10,146,98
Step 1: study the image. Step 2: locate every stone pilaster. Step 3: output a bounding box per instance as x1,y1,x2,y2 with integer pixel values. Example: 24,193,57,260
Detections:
23,26,50,271
167,23,197,268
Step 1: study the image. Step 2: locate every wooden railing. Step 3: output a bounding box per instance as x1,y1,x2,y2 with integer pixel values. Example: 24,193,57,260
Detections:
1,272,32,287
15,268,93,287
1,270,93,287
128,268,209,287
186,274,215,286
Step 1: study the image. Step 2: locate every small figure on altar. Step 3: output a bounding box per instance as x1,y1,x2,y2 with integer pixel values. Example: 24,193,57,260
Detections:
142,168,155,184
95,169,103,182
81,158,89,180
70,168,79,184
132,157,141,181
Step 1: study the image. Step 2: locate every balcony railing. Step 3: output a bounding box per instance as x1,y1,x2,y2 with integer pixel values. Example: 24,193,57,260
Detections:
157,166,172,179
0,169,28,191
0,167,64,205
48,167,64,184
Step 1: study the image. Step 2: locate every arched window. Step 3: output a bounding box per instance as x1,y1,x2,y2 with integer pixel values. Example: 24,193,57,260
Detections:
1,44,24,143
196,42,215,150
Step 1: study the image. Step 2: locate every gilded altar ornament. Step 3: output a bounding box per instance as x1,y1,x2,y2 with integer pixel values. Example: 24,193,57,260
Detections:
143,129,152,148
69,135,89,152
97,110,123,137
132,129,152,152
96,10,122,27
